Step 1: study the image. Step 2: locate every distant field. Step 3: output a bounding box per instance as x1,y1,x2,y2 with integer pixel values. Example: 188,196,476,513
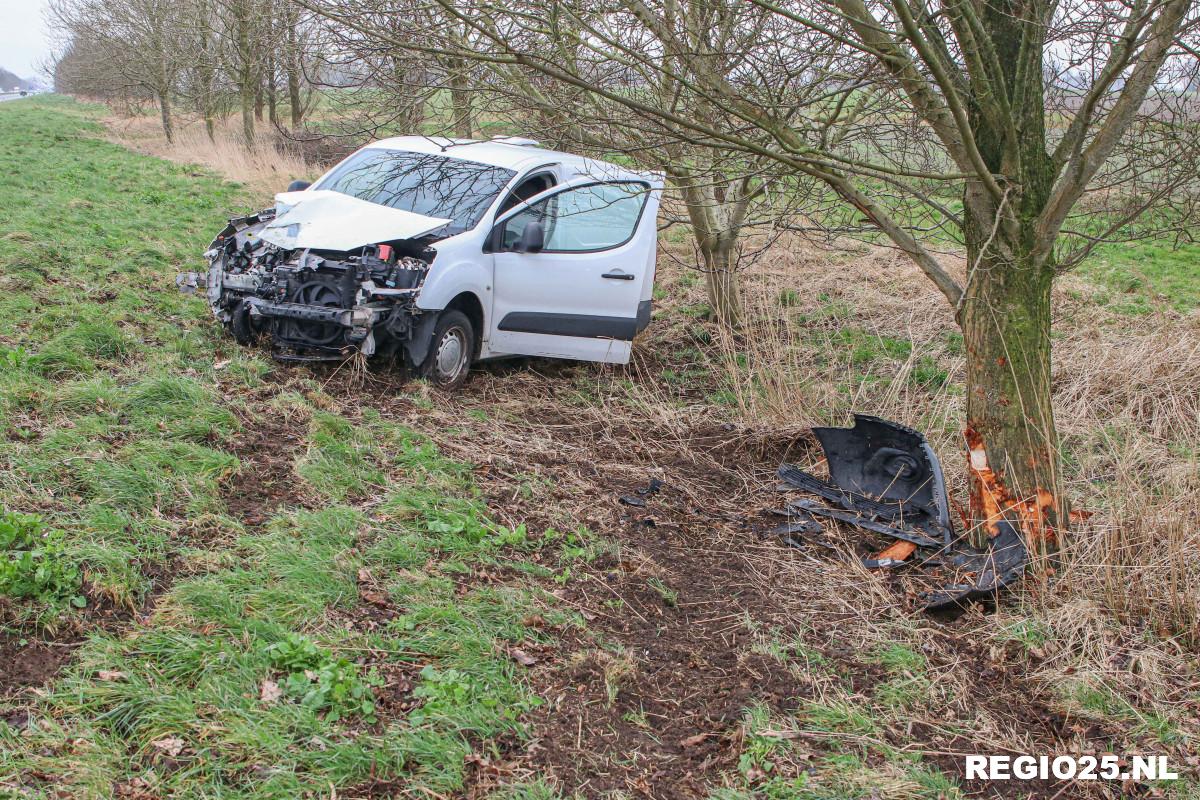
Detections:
1083,240,1200,313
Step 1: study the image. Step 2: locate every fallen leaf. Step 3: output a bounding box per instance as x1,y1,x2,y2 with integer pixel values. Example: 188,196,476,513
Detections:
510,648,537,667
361,590,389,607
356,567,373,583
213,359,230,370
152,735,185,757
260,680,282,705
680,732,710,747
97,670,127,681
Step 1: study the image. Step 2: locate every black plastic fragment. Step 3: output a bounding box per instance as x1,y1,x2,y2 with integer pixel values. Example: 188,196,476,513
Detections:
787,498,942,549
774,414,1028,610
920,522,1027,609
619,477,666,507
812,414,952,543
771,519,825,537
777,463,949,544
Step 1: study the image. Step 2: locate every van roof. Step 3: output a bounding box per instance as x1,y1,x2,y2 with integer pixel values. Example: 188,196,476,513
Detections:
363,135,647,182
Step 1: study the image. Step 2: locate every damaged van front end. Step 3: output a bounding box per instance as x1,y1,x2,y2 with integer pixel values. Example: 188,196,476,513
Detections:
179,189,449,363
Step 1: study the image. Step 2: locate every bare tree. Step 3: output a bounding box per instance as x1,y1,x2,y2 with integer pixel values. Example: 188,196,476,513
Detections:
49,0,193,141
280,0,310,126
218,0,264,143
309,0,1200,545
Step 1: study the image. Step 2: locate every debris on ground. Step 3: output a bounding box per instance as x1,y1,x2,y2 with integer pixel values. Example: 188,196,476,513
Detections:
618,477,665,507
776,414,1030,611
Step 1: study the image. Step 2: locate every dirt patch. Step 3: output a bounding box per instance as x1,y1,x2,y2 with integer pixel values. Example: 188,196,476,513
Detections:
0,548,198,699
315,357,1147,799
218,395,308,530
0,636,80,696
0,572,157,698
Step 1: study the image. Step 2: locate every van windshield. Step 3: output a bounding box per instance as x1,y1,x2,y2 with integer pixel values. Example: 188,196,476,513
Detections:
315,149,516,236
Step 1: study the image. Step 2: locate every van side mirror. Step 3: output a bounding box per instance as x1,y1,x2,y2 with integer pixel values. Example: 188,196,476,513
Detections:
514,220,545,253
286,180,312,192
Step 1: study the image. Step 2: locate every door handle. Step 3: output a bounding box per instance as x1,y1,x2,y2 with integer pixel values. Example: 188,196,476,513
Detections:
602,271,635,280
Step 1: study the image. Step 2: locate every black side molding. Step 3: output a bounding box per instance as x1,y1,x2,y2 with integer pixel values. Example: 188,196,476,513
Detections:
499,301,653,341
635,299,652,334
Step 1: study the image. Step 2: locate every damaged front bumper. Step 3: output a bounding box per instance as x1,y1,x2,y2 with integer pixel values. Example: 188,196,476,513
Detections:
776,414,1031,611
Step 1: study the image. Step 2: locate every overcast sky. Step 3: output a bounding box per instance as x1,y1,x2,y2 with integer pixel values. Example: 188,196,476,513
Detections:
0,0,54,79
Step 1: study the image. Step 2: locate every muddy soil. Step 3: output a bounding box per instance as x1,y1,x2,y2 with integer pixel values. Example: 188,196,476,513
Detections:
314,359,1136,800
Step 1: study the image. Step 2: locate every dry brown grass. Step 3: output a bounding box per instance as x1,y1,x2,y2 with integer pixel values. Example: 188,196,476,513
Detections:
103,111,314,200
705,234,1200,647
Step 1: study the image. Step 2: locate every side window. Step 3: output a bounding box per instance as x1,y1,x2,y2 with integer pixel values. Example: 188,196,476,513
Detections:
496,172,556,216
502,182,649,253
501,196,555,250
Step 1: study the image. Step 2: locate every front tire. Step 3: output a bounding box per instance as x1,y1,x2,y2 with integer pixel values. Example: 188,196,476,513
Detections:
420,310,474,390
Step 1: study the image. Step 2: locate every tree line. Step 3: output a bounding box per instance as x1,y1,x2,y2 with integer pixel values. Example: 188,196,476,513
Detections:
51,0,315,143
48,0,1200,544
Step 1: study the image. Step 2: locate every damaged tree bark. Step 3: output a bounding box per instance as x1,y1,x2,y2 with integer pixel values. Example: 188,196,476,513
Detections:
960,243,1061,549
955,0,1064,548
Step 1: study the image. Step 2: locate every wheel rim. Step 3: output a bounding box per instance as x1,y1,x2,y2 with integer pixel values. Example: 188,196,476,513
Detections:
434,326,468,381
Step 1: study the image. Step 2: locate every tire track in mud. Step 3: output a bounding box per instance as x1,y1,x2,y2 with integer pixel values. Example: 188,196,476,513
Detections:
318,362,1137,800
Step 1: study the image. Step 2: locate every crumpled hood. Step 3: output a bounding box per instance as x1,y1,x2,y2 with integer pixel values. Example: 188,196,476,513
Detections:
258,189,451,251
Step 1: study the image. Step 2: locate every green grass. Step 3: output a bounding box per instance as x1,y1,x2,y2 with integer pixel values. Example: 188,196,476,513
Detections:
1083,240,1200,313
0,96,563,798
0,511,86,619
714,702,961,800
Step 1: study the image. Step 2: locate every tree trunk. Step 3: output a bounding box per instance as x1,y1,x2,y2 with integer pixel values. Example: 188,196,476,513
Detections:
700,239,741,326
268,81,278,126
957,0,1064,552
267,54,278,127
235,2,256,146
448,59,474,138
285,11,303,127
157,90,174,143
241,86,255,145
287,67,302,126
394,59,427,131
960,228,1061,551
198,0,217,142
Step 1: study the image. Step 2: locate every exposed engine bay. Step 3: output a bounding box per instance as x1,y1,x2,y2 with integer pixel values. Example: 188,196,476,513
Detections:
180,207,439,363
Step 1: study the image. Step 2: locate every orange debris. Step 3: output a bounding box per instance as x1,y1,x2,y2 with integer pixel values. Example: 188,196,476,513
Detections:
964,427,1059,550
873,540,917,563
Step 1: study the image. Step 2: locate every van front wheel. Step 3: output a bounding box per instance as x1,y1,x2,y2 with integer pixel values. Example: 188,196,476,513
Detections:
420,310,474,390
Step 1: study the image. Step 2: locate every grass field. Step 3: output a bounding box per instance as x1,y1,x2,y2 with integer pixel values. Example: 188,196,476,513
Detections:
1,96,1197,799
0,96,560,798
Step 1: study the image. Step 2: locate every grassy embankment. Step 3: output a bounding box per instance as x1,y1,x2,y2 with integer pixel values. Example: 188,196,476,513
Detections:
0,95,566,797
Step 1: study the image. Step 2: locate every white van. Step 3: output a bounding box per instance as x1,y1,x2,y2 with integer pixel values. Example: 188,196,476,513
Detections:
183,136,663,388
